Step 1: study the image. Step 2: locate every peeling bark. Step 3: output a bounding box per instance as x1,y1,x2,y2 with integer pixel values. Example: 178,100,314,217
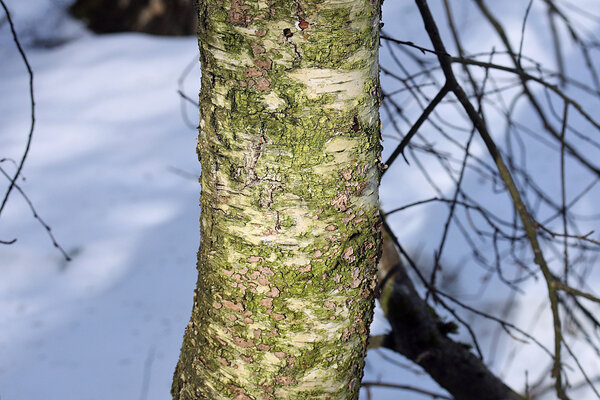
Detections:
172,0,382,399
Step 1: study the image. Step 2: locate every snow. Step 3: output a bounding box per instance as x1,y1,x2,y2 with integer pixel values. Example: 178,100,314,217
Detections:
1,3,201,398
0,0,599,399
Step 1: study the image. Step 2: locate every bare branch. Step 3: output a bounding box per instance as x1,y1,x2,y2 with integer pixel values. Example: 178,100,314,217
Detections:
0,0,36,218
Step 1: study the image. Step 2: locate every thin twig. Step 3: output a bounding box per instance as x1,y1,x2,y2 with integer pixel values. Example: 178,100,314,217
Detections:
416,1,570,396
0,166,71,261
383,84,449,169
0,0,35,218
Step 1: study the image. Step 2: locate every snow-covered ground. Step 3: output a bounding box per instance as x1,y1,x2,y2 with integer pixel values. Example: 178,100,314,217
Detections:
1,1,599,399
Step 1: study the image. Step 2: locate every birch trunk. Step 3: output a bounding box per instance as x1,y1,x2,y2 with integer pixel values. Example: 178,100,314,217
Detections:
172,0,382,398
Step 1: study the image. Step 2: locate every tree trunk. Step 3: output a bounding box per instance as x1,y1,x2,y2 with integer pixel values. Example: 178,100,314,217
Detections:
172,0,382,398
70,0,197,36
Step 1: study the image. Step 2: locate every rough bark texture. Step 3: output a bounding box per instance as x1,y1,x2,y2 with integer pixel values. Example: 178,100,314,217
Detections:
172,0,382,399
70,0,197,36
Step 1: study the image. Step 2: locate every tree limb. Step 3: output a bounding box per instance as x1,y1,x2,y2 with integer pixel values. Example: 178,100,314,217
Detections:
378,227,524,400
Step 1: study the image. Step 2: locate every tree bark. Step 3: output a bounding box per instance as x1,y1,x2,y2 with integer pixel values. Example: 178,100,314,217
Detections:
172,0,382,399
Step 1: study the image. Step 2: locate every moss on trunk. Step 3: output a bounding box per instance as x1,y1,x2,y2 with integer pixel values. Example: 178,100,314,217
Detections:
172,0,382,398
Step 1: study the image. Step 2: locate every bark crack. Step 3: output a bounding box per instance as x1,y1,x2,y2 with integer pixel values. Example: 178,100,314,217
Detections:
243,124,267,188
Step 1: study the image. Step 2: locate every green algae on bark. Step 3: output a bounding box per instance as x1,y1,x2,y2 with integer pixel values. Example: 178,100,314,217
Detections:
172,0,382,398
